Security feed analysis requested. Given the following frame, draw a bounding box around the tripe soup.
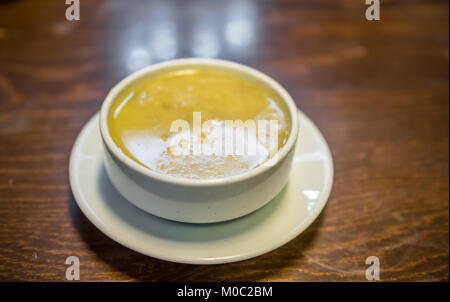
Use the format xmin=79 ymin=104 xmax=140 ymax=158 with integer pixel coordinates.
xmin=108 ymin=68 xmax=291 ymax=179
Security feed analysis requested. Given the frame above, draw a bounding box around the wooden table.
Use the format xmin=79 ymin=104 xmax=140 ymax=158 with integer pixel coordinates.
xmin=0 ymin=0 xmax=448 ymax=281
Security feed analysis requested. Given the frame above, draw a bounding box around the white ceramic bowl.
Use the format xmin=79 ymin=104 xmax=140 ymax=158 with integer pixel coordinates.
xmin=100 ymin=58 xmax=299 ymax=223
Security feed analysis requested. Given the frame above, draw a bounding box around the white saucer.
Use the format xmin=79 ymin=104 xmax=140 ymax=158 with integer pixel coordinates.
xmin=69 ymin=110 xmax=333 ymax=264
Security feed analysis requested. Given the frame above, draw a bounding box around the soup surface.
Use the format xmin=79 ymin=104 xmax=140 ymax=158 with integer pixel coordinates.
xmin=108 ymin=68 xmax=291 ymax=179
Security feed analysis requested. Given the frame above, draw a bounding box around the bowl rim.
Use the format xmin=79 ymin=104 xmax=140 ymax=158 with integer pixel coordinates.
xmin=100 ymin=58 xmax=299 ymax=187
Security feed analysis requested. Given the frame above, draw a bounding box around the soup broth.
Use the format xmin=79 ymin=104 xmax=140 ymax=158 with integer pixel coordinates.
xmin=108 ymin=68 xmax=291 ymax=179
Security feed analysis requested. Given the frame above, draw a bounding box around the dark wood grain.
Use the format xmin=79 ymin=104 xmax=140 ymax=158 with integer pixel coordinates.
xmin=0 ymin=0 xmax=448 ymax=281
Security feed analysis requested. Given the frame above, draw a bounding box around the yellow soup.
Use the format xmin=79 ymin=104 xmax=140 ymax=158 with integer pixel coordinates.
xmin=108 ymin=68 xmax=291 ymax=179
